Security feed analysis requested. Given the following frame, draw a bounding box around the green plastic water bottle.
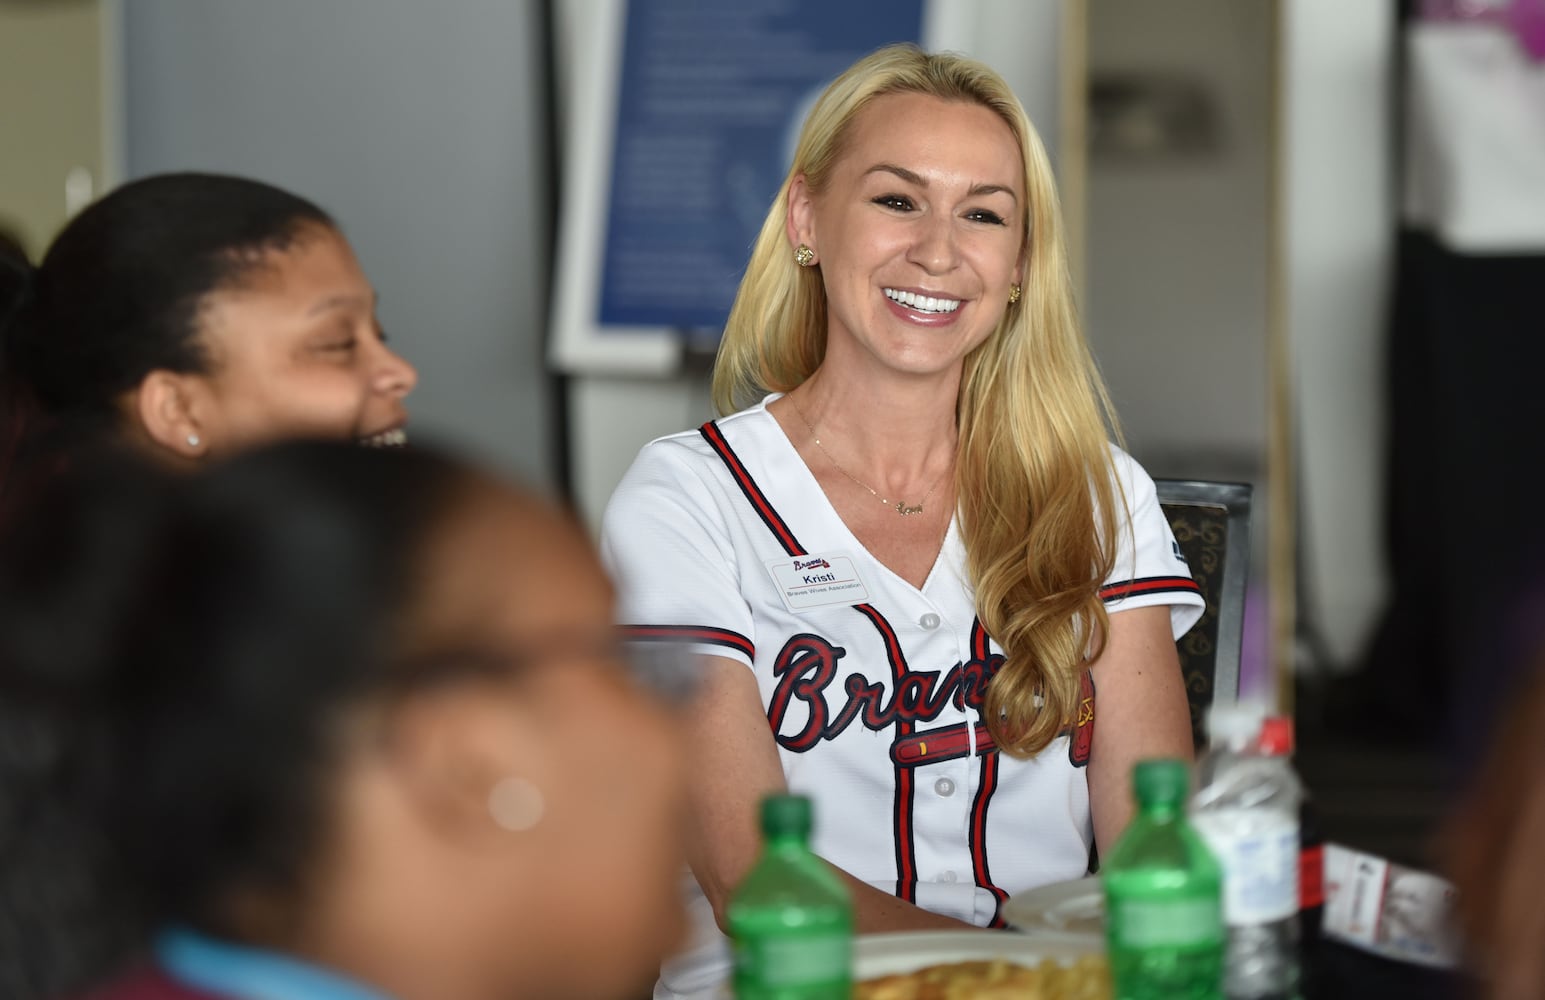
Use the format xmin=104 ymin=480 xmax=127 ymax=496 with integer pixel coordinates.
xmin=1104 ymin=758 xmax=1225 ymax=1000
xmin=727 ymin=794 xmax=852 ymax=1000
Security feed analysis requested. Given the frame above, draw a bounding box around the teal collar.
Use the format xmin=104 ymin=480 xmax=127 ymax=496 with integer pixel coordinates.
xmin=156 ymin=927 xmax=394 ymax=1000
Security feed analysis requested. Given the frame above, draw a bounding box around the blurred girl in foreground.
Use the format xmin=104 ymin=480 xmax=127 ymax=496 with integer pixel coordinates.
xmin=0 ymin=442 xmax=685 ymax=1000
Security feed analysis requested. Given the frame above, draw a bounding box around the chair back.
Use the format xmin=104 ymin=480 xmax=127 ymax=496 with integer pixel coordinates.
xmin=1153 ymin=479 xmax=1253 ymax=749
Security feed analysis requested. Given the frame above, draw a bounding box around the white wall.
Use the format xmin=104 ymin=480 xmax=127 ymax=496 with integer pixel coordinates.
xmin=1084 ymin=0 xmax=1273 ymax=471
xmin=1282 ymin=0 xmax=1393 ymax=669
xmin=0 ymin=0 xmax=116 ymax=257
xmin=1085 ymin=0 xmax=1394 ymax=671
xmin=1083 ymin=0 xmax=1276 ymax=695
xmin=122 ymin=0 xmax=555 ymax=484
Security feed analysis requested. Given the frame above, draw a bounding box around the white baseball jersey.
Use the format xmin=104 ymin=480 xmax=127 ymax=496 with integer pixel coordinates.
xmin=601 ymin=394 xmax=1204 ymax=999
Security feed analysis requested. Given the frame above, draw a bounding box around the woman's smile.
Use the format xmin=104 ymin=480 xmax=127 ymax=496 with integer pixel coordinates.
xmin=882 ymin=286 xmax=967 ymax=323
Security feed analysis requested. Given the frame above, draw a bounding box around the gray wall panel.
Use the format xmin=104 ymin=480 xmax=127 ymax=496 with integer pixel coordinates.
xmin=124 ymin=0 xmax=553 ymax=484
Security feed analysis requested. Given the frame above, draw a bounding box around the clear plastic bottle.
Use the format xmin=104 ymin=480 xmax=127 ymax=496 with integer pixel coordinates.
xmin=1261 ymin=716 xmax=1322 ymax=997
xmin=727 ymin=794 xmax=852 ymax=1000
xmin=1104 ymin=758 xmax=1225 ymax=1000
xmin=1191 ymin=704 xmax=1302 ymax=1000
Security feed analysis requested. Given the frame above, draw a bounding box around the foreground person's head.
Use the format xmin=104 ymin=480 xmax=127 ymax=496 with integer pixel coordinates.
xmin=0 ymin=441 xmax=684 ymax=1000
xmin=0 ymin=172 xmax=415 ymax=467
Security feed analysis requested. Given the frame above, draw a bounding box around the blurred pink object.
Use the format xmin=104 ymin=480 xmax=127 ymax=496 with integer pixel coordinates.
xmin=1511 ymin=0 xmax=1545 ymax=59
xmin=1421 ymin=0 xmax=1545 ymax=60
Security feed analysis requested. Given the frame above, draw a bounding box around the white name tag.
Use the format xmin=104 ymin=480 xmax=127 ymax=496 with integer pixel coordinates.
xmin=766 ymin=553 xmax=871 ymax=611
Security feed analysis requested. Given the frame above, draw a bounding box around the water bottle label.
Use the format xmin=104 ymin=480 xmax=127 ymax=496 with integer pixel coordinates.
xmin=1109 ymin=897 xmax=1223 ymax=949
xmin=734 ymin=932 xmax=850 ymax=988
xmin=1193 ymin=810 xmax=1299 ymax=924
xmin=1322 ymin=844 xmax=1460 ymax=969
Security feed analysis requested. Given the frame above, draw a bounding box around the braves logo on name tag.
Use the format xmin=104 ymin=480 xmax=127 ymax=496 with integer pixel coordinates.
xmin=765 ymin=553 xmax=871 ymax=612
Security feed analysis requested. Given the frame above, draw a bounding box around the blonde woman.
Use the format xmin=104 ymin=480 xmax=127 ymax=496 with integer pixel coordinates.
xmin=602 ymin=44 xmax=1204 ymax=996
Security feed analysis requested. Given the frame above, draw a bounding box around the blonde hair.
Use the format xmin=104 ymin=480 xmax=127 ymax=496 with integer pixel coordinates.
xmin=712 ymin=44 xmax=1125 ymax=758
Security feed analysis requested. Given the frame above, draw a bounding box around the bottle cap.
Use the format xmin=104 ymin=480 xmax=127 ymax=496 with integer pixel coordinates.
xmin=1133 ymin=758 xmax=1190 ymax=808
xmin=1259 ymin=716 xmax=1295 ymax=755
xmin=1207 ymin=701 xmax=1267 ymax=747
xmin=760 ymin=793 xmax=812 ymax=838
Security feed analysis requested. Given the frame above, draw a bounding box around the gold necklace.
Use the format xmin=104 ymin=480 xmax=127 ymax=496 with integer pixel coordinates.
xmin=789 ymin=395 xmax=949 ymax=516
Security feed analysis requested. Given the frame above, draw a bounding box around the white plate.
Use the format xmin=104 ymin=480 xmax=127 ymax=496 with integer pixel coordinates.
xmin=854 ymin=929 xmax=1100 ymax=978
xmin=1000 ymin=876 xmax=1106 ymax=946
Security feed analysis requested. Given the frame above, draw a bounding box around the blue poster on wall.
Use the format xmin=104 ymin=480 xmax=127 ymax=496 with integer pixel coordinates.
xmin=597 ymin=0 xmax=925 ymax=339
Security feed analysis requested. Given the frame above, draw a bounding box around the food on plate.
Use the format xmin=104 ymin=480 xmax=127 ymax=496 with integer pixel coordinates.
xmin=855 ymin=955 xmax=1112 ymax=999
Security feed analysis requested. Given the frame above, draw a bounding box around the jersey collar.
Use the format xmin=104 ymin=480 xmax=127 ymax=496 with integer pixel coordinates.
xmin=157 ymin=927 xmax=394 ymax=1000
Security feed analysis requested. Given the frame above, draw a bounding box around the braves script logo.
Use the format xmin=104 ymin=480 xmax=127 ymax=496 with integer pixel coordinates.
xmin=766 ymin=634 xmax=1094 ymax=768
xmin=792 ymin=557 xmax=831 ymax=571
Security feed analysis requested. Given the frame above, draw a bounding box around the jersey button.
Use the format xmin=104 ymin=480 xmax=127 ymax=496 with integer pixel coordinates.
xmin=939 ymin=870 xmax=958 ymax=883
xmin=919 ymin=612 xmax=941 ymax=630
xmin=934 ymin=777 xmax=955 ymax=797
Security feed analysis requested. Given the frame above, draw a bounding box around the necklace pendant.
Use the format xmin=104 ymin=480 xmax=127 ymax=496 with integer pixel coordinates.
xmin=896 ymin=501 xmax=923 ymax=516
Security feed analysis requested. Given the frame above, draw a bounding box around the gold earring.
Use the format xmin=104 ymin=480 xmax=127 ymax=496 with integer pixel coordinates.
xmin=794 ymin=244 xmax=816 ymax=268
xmin=1008 ymin=284 xmax=1022 ymax=305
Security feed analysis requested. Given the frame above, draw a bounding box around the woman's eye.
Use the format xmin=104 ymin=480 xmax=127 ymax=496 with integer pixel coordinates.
xmin=873 ymin=194 xmax=915 ymax=212
xmin=967 ymin=209 xmax=1008 ymax=226
xmin=317 ymin=339 xmax=358 ymax=353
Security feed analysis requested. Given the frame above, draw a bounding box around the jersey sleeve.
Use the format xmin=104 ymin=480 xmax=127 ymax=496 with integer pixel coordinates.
xmin=600 ymin=438 xmax=757 ymax=669
xmin=1100 ymin=449 xmax=1207 ymax=640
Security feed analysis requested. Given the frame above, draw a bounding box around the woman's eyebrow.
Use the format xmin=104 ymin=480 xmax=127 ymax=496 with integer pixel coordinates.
xmin=307 ymin=291 xmax=378 ymax=317
xmin=967 ymin=182 xmax=1018 ymax=203
xmin=864 ymin=162 xmax=927 ymax=187
xmin=862 ymin=163 xmax=1019 ymax=204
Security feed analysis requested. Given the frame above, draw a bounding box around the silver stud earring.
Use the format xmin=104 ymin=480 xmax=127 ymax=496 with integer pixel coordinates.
xmin=186 ymin=433 xmax=201 ymax=448
xmin=487 ymin=776 xmax=545 ymax=833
